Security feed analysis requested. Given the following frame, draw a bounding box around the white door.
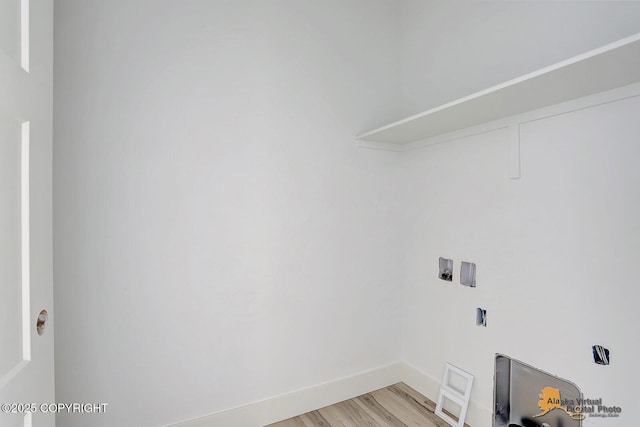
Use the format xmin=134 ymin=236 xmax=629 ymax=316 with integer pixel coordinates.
xmin=0 ymin=1 xmax=54 ymax=426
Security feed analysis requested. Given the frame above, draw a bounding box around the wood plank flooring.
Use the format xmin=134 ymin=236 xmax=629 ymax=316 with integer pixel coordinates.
xmin=266 ymin=382 xmax=470 ymax=427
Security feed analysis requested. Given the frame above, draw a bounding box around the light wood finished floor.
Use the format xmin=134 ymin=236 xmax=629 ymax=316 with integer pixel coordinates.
xmin=266 ymin=382 xmax=470 ymax=427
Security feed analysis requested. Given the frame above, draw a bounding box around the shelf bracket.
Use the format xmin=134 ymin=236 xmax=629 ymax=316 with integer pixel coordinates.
xmin=509 ymin=123 xmax=521 ymax=179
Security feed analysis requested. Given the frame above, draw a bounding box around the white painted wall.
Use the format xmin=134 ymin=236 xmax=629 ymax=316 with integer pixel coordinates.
xmin=400 ymin=93 xmax=640 ymax=427
xmin=54 ymin=1 xmax=640 ymax=426
xmin=52 ymin=1 xmax=403 ymax=426
xmin=398 ymin=4 xmax=640 ymax=426
xmin=398 ymin=0 xmax=640 ymax=116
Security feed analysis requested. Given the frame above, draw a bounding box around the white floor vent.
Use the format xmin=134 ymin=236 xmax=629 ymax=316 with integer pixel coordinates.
xmin=435 ymin=363 xmax=474 ymax=427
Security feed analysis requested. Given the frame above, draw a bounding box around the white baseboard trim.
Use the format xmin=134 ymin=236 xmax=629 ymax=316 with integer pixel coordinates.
xmin=170 ymin=362 xmax=405 ymax=427
xmin=398 ymin=362 xmax=493 ymax=427
xmin=170 ymin=361 xmax=493 ymax=427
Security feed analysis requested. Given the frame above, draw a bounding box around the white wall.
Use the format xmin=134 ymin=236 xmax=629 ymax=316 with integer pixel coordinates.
xmin=400 ymin=93 xmax=640 ymax=427
xmin=398 ymin=0 xmax=640 ymax=116
xmin=397 ymin=4 xmax=640 ymax=426
xmin=52 ymin=1 xmax=403 ymax=426
xmin=54 ymin=2 xmax=640 ymax=427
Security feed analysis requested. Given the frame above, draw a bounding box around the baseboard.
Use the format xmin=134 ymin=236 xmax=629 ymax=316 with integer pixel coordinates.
xmin=170 ymin=361 xmax=493 ymax=427
xmin=169 ymin=362 xmax=405 ymax=427
xmin=398 ymin=362 xmax=493 ymax=427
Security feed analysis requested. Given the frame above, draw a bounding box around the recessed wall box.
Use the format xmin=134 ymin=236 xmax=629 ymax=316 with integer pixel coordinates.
xmin=494 ymin=354 xmax=582 ymax=427
xmin=476 ymin=308 xmax=487 ymax=327
xmin=460 ymin=262 xmax=476 ymax=287
xmin=592 ymin=345 xmax=610 ymax=365
xmin=439 ymin=257 xmax=453 ymax=282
